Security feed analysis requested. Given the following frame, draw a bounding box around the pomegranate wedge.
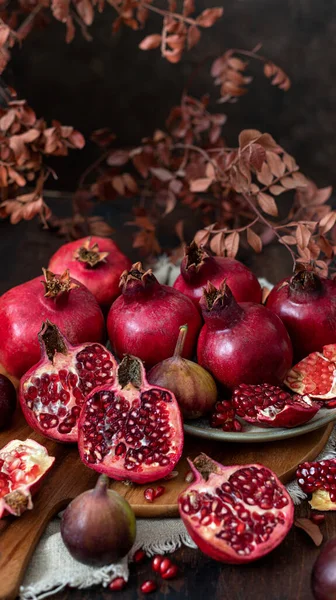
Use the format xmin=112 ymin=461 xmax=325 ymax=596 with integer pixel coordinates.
xmin=0 ymin=439 xmax=54 ymax=518
xmin=178 ymin=454 xmax=294 ymax=564
xmin=78 ymin=355 xmax=183 ymax=483
xmin=286 ymin=344 xmax=336 ymax=400
xmin=296 ymin=459 xmax=336 ymax=510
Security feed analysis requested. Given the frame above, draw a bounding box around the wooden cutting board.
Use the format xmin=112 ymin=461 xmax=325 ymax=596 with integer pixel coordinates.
xmin=0 ymin=388 xmax=334 ymax=599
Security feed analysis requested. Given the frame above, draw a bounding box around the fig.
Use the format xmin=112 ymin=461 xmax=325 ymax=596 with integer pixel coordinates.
xmin=312 ymin=538 xmax=336 ymax=600
xmin=61 ymin=474 xmax=136 ymax=566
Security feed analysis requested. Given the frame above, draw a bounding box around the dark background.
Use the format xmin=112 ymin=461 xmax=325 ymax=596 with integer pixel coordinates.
xmin=5 ymin=0 xmax=336 ymax=190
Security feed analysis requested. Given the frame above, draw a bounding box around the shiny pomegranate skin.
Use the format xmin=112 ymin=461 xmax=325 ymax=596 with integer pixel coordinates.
xmin=173 ymin=241 xmax=262 ymax=308
xmin=107 ymin=263 xmax=201 ymax=369
xmin=266 ymin=269 xmax=336 ymax=361
xmin=197 ymin=282 xmax=293 ymax=390
xmin=49 ymin=236 xmax=131 ymax=309
xmin=0 ymin=272 xmax=105 ymax=378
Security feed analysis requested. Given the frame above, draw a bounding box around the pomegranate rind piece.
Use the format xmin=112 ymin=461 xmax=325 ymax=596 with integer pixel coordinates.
xmin=19 ymin=321 xmax=117 ymax=443
xmin=78 ymin=356 xmax=184 ymax=484
xmin=232 ymin=384 xmax=320 ymax=429
xmin=296 ymin=459 xmax=336 ymax=510
xmin=285 ymin=344 xmax=336 ymax=400
xmin=178 ymin=454 xmax=294 ymax=564
xmin=0 ymin=438 xmax=55 ymax=518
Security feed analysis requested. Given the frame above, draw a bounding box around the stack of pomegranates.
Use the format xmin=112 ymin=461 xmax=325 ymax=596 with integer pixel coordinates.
xmin=1 ymin=235 xmax=336 ymax=572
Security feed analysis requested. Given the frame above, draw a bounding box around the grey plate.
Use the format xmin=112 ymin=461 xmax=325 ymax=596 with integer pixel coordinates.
xmin=184 ymin=408 xmax=336 ymax=443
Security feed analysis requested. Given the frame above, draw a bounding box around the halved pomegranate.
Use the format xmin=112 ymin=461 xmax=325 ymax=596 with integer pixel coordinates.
xmin=0 ymin=439 xmax=54 ymax=518
xmin=232 ymin=384 xmax=320 ymax=428
xmin=178 ymin=454 xmax=294 ymax=564
xmin=286 ymin=344 xmax=336 ymax=400
xmin=20 ymin=321 xmax=117 ymax=443
xmin=296 ymin=460 xmax=336 ymax=510
xmin=78 ymin=355 xmax=183 ymax=483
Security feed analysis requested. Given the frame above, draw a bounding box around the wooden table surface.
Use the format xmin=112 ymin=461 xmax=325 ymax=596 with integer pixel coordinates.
xmin=0 ymin=200 xmax=330 ymax=600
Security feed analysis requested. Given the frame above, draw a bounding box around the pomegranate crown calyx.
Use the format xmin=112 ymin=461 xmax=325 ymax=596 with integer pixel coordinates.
xmin=41 ymin=268 xmax=79 ymax=298
xmin=184 ymin=240 xmax=210 ymax=273
xmin=201 ymin=280 xmax=234 ymax=311
xmin=38 ymin=320 xmax=68 ymax=362
xmin=290 ymin=266 xmax=323 ymax=295
xmin=119 ymin=262 xmax=158 ymax=291
xmin=117 ymin=355 xmax=144 ymax=389
xmin=187 ymin=453 xmax=224 ymax=482
xmin=74 ymin=237 xmax=109 ymax=268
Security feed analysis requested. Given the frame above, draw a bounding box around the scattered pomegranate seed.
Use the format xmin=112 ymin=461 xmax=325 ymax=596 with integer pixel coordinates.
xmin=134 ymin=549 xmax=146 ymax=564
xmin=325 ymin=399 xmax=336 ymax=409
xmin=140 ymin=580 xmax=157 ymax=594
xmin=109 ymin=577 xmax=127 ymax=591
xmin=151 ymin=555 xmax=164 ymax=572
xmin=184 ymin=470 xmax=194 ymax=483
xmin=144 ymin=488 xmax=155 ymax=502
xmin=210 ymin=400 xmax=242 ymax=432
xmin=154 ymin=485 xmax=165 ymax=499
xmin=159 ymin=557 xmax=172 ymax=575
xmin=161 ymin=565 xmax=179 ymax=580
xmin=311 ymin=513 xmax=325 ymax=524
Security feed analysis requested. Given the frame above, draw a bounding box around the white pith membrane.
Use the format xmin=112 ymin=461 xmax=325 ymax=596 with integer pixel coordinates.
xmin=179 ymin=465 xmax=292 ymax=560
xmin=286 ymin=344 xmax=336 ymax=399
xmin=80 ymin=383 xmax=181 ymax=481
xmin=0 ymin=439 xmax=54 ymax=517
xmin=21 ymin=344 xmax=116 ymax=441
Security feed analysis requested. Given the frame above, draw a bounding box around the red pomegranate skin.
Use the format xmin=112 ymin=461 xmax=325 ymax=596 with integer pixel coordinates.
xmin=266 ymin=271 xmax=336 ymax=361
xmin=49 ymin=236 xmax=131 ymax=309
xmin=173 ymin=242 xmax=262 ymax=308
xmin=197 ymin=283 xmax=293 ymax=390
xmin=0 ymin=275 xmax=105 ymax=378
xmin=107 ymin=264 xmax=202 ymax=369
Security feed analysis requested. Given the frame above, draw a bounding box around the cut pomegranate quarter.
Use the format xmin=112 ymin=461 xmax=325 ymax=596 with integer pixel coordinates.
xmin=296 ymin=460 xmax=336 ymax=510
xmin=78 ymin=355 xmax=184 ymax=483
xmin=20 ymin=321 xmax=117 ymax=443
xmin=0 ymin=439 xmax=55 ymax=518
xmin=285 ymin=344 xmax=336 ymax=400
xmin=178 ymin=454 xmax=294 ymax=564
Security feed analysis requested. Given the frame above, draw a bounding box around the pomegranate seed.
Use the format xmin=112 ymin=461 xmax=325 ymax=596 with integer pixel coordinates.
xmin=144 ymin=488 xmax=155 ymax=502
xmin=185 ymin=470 xmax=195 ymax=483
xmin=134 ymin=549 xmax=146 ymax=564
xmin=140 ymin=580 xmax=157 ymax=594
xmin=311 ymin=513 xmax=325 ymax=524
xmin=325 ymin=399 xmax=336 ymax=409
xmin=154 ymin=486 xmax=165 ymax=499
xmin=161 ymin=565 xmax=179 ymax=580
xmin=159 ymin=557 xmax=172 ymax=575
xmin=109 ymin=577 xmax=127 ymax=591
xmin=151 ymin=555 xmax=164 ymax=572
xmin=164 ymin=470 xmax=178 ymax=481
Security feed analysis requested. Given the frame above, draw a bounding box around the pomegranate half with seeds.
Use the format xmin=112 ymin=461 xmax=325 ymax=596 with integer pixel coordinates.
xmin=20 ymin=321 xmax=117 ymax=442
xmin=178 ymin=454 xmax=294 ymax=564
xmin=286 ymin=344 xmax=336 ymax=400
xmin=0 ymin=439 xmax=54 ymax=518
xmin=78 ymin=355 xmax=183 ymax=483
xmin=296 ymin=460 xmax=336 ymax=510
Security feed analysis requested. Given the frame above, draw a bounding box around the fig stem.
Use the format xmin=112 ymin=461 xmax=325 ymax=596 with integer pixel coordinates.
xmin=94 ymin=474 xmax=110 ymax=494
xmin=173 ymin=324 xmax=188 ymax=357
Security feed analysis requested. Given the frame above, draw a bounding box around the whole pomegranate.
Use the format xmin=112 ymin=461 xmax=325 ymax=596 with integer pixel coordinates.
xmin=49 ymin=236 xmax=131 ymax=310
xmin=20 ymin=321 xmax=117 ymax=442
xmin=312 ymin=538 xmax=336 ymax=600
xmin=78 ymin=355 xmax=183 ymax=483
xmin=266 ymin=267 xmax=336 ymax=361
xmin=197 ymin=282 xmax=293 ymax=390
xmin=148 ymin=324 xmax=217 ymax=419
xmin=0 ymin=439 xmax=54 ymax=518
xmin=0 ymin=269 xmax=105 ymax=379
xmin=178 ymin=454 xmax=294 ymax=564
xmin=173 ymin=241 xmax=262 ymax=309
xmin=107 ymin=262 xmax=201 ymax=369
xmin=0 ymin=374 xmax=16 ymax=430
xmin=61 ymin=474 xmax=136 ymax=566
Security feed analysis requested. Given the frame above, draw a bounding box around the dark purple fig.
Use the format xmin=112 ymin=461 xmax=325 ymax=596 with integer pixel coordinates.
xmin=312 ymin=538 xmax=336 ymax=600
xmin=60 ymin=474 xmax=136 ymax=566
xmin=0 ymin=374 xmax=16 ymax=430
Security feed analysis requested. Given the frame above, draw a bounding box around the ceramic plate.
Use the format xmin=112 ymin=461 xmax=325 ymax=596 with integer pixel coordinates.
xmin=184 ymin=408 xmax=336 ymax=443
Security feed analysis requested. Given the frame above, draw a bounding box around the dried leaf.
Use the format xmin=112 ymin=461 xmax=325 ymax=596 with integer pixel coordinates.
xmin=318 ymin=235 xmax=334 ymax=259
xmin=269 ymin=184 xmax=286 ymax=196
xmin=247 ymin=228 xmax=262 ymax=253
xmin=249 ymin=144 xmax=266 ymax=171
xmin=281 ymin=176 xmax=299 ymax=189
xmin=296 ymin=224 xmax=311 ymax=249
xmin=225 ymin=231 xmax=239 ymax=258
xmin=122 ymin=173 xmax=138 ymax=193
xmin=151 ymin=167 xmax=173 ymax=182
xmin=76 ymin=0 xmax=94 ymax=25
xmin=210 ymin=232 xmax=225 ymax=255
xmin=319 ymin=212 xmax=336 ymax=234
xmin=280 ymin=235 xmax=297 ymax=245
xmin=107 ymin=150 xmax=129 ymax=166
xmin=257 ymin=162 xmax=273 ymax=186
xmin=239 ymin=129 xmax=262 ymax=149
xmin=314 ymin=186 xmax=333 ymax=206
xmin=51 ymin=0 xmax=70 ymax=22
xmin=112 ymin=175 xmax=125 ymax=195
xmin=0 ymin=25 xmax=10 ymax=49
xmin=266 ymin=151 xmax=285 ymax=178
xmin=257 ymin=192 xmax=278 ymax=217
xmin=187 ymin=26 xmax=201 ymax=49
xmin=194 ymin=229 xmax=210 ymax=246
xmin=196 ymin=7 xmax=223 ymax=27
xmin=139 ymin=34 xmax=162 ymax=50
xmin=294 ymin=518 xmax=323 ymax=546
xmin=190 ymin=177 xmax=213 ymax=192
xmin=264 ymin=62 xmax=291 ymax=91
